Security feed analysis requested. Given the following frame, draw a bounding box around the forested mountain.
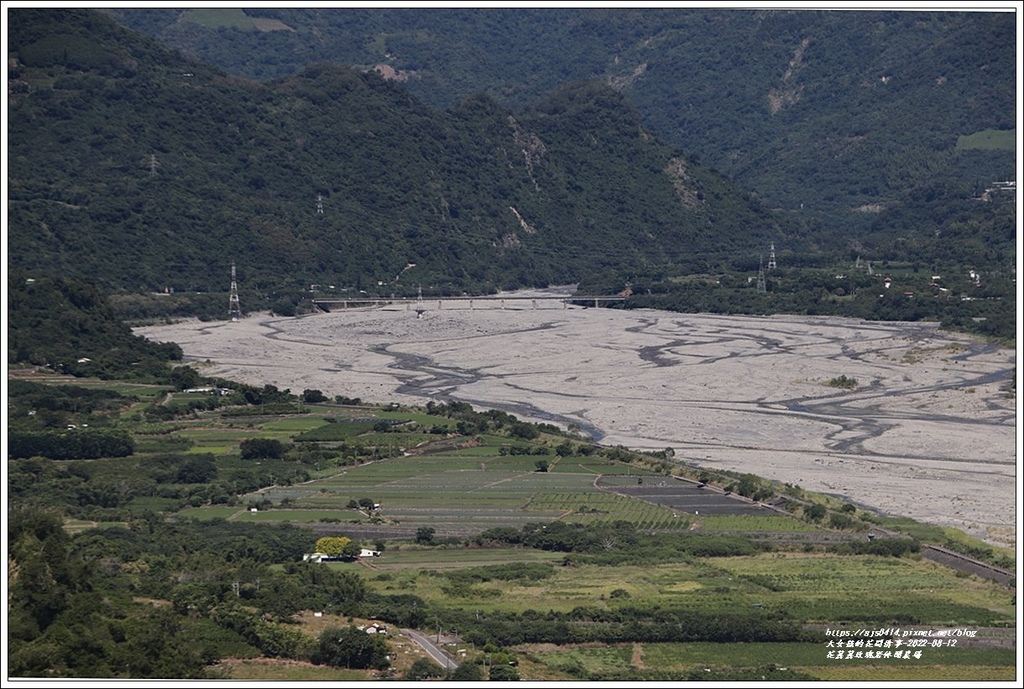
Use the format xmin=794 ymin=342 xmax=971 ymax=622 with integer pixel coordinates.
xmin=103 ymin=7 xmax=1017 ymax=239
xmin=8 ymin=8 xmax=782 ymax=297
xmin=7 ymin=268 xmax=183 ymax=380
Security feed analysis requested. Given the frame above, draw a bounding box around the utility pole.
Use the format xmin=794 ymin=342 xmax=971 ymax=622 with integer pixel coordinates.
xmin=229 ymin=262 xmax=241 ymax=321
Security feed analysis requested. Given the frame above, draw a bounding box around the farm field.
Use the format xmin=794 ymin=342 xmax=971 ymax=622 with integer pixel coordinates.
xmin=354 ymin=550 xmax=1015 ymax=622
xmin=521 ymin=640 xmax=1016 ymax=681
xmin=9 ymin=369 xmax=1016 ymax=683
xmin=226 ymin=450 xmax=760 ymax=536
xmin=347 ymin=548 xmax=1015 ymax=680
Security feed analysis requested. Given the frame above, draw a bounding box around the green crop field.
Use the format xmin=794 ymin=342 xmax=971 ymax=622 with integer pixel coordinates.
xmin=695 ymin=514 xmax=826 ymax=532
xmin=293 ymin=421 xmax=376 ymax=441
xmin=345 ymin=432 xmax=436 ymax=448
xmin=694 ymin=553 xmax=1015 ymax=625
xmin=261 ymin=417 xmax=332 ymax=433
xmin=808 ymin=662 xmax=1015 ymax=681
xmin=233 ymin=508 xmax=359 ymax=524
xmin=527 ymin=641 xmax=1015 ymax=680
xmin=564 ymin=461 xmax=658 ymax=477
xmin=170 ymin=427 xmax=257 ymax=454
xmin=352 ymin=548 xmax=1015 ymax=625
xmin=240 ymin=453 xmax=677 ymax=534
xmin=178 ymin=506 xmax=244 ymax=521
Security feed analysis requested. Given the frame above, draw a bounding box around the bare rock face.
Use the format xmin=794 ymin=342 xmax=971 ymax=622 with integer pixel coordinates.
xmin=507 ymin=115 xmax=547 ymax=188
xmin=664 ymin=157 xmax=703 ymax=208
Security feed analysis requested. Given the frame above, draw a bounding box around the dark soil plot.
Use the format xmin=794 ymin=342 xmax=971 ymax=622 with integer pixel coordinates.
xmin=598 ymin=479 xmax=770 ymax=516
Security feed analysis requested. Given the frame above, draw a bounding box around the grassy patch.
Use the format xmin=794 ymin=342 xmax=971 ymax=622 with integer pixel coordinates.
xmin=293 ymin=421 xmax=376 ymax=441
xmin=955 ymin=128 xmax=1015 ymax=151
xmin=807 ymin=663 xmax=1016 ymax=681
xmin=261 ymin=416 xmax=332 ymax=434
xmin=701 ymin=553 xmax=1014 ymax=625
xmin=180 ymin=9 xmax=255 ymax=30
xmin=234 ymin=509 xmax=359 ymax=524
xmin=177 ymin=506 xmax=244 ymax=521
xmin=528 ymin=642 xmax=1016 ymax=678
xmin=217 ymin=658 xmax=371 ymax=681
xmin=695 ymin=514 xmax=823 ymax=532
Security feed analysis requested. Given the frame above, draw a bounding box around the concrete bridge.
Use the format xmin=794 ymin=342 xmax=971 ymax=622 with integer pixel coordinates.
xmin=312 ymin=294 xmax=627 ymax=312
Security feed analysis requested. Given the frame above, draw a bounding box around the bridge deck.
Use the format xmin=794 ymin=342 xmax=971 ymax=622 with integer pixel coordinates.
xmin=312 ymin=295 xmax=626 ymax=306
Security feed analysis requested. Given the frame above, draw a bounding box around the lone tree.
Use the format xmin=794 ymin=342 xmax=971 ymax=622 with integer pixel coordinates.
xmin=315 ymin=536 xmax=361 ymax=558
xmin=302 ymin=388 xmax=328 ymax=403
xmin=803 ymin=503 xmax=827 ymax=522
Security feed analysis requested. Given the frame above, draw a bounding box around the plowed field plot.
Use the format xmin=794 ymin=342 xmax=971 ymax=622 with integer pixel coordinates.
xmin=598 ymin=477 xmax=780 ymax=517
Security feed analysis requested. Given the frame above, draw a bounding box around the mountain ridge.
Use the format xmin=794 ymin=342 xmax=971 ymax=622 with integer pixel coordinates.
xmin=8 ymin=9 xmax=785 ymax=299
xmin=101 ymin=7 xmax=1016 ymax=240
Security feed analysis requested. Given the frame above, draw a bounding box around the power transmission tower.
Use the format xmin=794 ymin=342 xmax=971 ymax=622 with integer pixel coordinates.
xmin=149 ymin=153 xmax=159 ymax=176
xmin=756 ymin=255 xmax=767 ymax=293
xmin=415 ymin=285 xmax=426 ymax=318
xmin=767 ymin=242 xmax=777 ymax=270
xmin=316 ymin=194 xmax=324 ymax=214
xmin=228 ymin=262 xmax=241 ymax=321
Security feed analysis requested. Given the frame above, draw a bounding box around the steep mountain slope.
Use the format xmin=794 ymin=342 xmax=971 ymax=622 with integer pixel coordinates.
xmin=104 ymin=8 xmax=1016 ymax=240
xmin=7 ymin=268 xmax=183 ymax=379
xmin=8 ymin=9 xmax=782 ymax=297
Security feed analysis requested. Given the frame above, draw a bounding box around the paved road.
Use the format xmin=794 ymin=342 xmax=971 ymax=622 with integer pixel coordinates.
xmin=401 ymin=628 xmax=460 ymax=670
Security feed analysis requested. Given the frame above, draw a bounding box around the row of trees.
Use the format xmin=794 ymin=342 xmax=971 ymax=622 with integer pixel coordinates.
xmin=440 ymin=605 xmax=816 ymax=648
xmin=8 ymin=428 xmax=135 ymax=460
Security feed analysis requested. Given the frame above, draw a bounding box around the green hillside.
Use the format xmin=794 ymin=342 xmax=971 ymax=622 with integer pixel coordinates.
xmin=104 ymin=8 xmax=1017 ymax=240
xmin=7 ymin=269 xmax=184 ymax=380
xmin=8 ymin=9 xmax=781 ymax=298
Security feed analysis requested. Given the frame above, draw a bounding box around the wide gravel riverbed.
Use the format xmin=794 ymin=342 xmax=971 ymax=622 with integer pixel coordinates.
xmin=135 ymin=288 xmax=1017 ymax=548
